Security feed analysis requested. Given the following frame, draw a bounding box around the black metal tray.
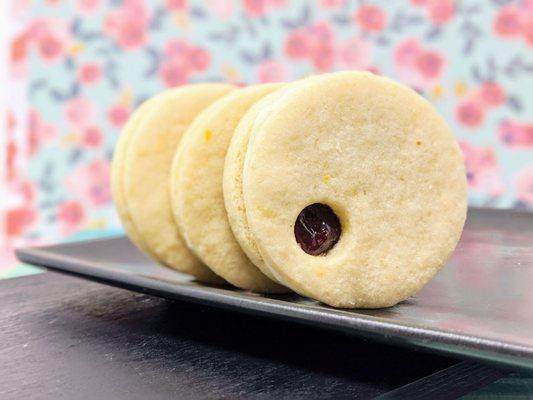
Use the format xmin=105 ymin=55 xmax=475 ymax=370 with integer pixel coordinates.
xmin=16 ymin=207 xmax=533 ymax=372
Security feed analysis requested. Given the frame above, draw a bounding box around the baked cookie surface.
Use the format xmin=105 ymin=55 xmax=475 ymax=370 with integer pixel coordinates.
xmin=115 ymin=84 xmax=234 ymax=283
xmin=171 ymin=84 xmax=288 ymax=293
xmin=242 ymin=71 xmax=467 ymax=308
xmin=111 ymin=97 xmax=159 ymax=258
xmin=222 ymin=89 xmax=286 ymax=283
xmin=223 ymin=78 xmax=323 ymax=283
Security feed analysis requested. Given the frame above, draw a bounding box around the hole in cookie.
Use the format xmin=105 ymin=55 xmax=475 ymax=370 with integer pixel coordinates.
xmin=294 ymin=203 xmax=341 ymax=256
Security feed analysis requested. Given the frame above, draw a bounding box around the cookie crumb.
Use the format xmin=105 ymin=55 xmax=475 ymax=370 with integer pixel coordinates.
xmin=204 ymin=130 xmax=213 ymax=142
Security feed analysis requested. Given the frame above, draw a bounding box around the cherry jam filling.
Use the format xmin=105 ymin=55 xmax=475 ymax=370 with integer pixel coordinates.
xmin=294 ymin=203 xmax=341 ymax=256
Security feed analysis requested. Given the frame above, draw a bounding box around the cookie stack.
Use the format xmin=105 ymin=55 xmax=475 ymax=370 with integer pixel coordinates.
xmin=111 ymin=71 xmax=467 ymax=308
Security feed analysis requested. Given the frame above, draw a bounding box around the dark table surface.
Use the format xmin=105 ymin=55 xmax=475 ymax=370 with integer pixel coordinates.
xmin=0 ymin=272 xmax=510 ymax=400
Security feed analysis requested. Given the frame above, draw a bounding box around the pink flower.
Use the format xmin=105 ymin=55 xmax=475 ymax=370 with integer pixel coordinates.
xmin=284 ymin=29 xmax=312 ymax=59
xmin=6 ymin=207 xmax=37 ymax=237
xmin=160 ymin=40 xmax=209 ymax=84
xmin=66 ymin=160 xmax=111 ymax=207
xmin=57 ymin=201 xmax=86 ymax=235
xmin=165 ymin=39 xmax=191 ymax=58
xmin=428 ymin=0 xmax=454 ymax=26
xmin=411 ymin=0 xmax=428 ymax=6
xmin=10 ymin=33 xmax=28 ymax=79
xmin=104 ymin=0 xmax=149 ymax=50
xmin=78 ymin=62 xmax=102 ymax=85
xmin=394 ymin=37 xmax=422 ymax=66
xmin=283 ymin=22 xmax=335 ymax=69
xmin=393 ymin=38 xmax=444 ymax=89
xmin=311 ymin=42 xmax=335 ymax=71
xmin=108 ymin=104 xmax=130 ymax=127
xmin=64 ymin=97 xmax=96 ymax=129
xmin=337 ymin=38 xmax=374 ymax=69
xmin=76 ymin=0 xmax=102 ymax=14
xmin=82 ymin=126 xmax=103 ymax=148
xmin=455 ymin=98 xmax=485 ymax=128
xmin=493 ymin=6 xmax=522 ymax=37
xmin=37 ymin=34 xmax=64 ymax=62
xmin=515 ymin=167 xmax=533 ymax=205
xmin=243 ymin=0 xmax=266 ymax=16
xmin=309 ymin=21 xmax=335 ymax=43
xmin=160 ymin=59 xmax=190 ymax=87
xmin=459 ymin=141 xmax=504 ymax=196
xmin=165 ymin=0 xmax=187 ymax=11
xmin=415 ymin=50 xmax=445 ymax=80
xmin=243 ymin=0 xmax=286 ymax=16
xmin=189 ymin=48 xmax=210 ymax=71
xmin=257 ymin=60 xmax=289 ymax=83
xmin=28 ymin=18 xmax=71 ymax=63
xmin=498 ymin=121 xmax=533 ymax=148
xmin=354 ymin=5 xmax=387 ymax=33
xmin=27 ymin=110 xmax=56 ymax=155
xmin=86 ymin=160 xmax=111 ymax=206
xmin=308 ymin=22 xmax=335 ymax=70
xmin=14 ymin=180 xmax=36 ymax=204
xmin=319 ymin=0 xmax=344 ymax=8
xmin=478 ymin=82 xmax=505 ymax=107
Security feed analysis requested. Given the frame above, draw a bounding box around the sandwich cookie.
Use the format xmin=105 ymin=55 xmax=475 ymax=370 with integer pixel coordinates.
xmin=242 ymin=71 xmax=467 ymax=308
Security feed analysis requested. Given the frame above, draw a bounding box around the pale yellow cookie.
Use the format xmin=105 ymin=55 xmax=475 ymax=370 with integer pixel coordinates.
xmin=112 ymin=98 xmax=159 ymax=258
xmin=222 ymin=81 xmax=312 ymax=283
xmin=119 ymin=84 xmax=234 ymax=283
xmin=170 ymin=84 xmax=288 ymax=293
xmin=243 ymin=71 xmax=467 ymax=308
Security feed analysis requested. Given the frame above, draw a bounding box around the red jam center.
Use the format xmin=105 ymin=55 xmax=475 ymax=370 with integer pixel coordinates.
xmin=294 ymin=203 xmax=341 ymax=256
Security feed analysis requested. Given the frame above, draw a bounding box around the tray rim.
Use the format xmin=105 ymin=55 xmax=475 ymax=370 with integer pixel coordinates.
xmin=16 ymin=231 xmax=533 ymax=373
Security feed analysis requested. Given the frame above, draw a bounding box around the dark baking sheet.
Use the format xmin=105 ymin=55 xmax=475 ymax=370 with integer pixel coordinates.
xmin=16 ymin=207 xmax=533 ymax=371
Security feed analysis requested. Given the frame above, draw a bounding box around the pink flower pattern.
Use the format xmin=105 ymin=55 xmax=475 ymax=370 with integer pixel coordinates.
xmin=257 ymin=60 xmax=289 ymax=83
xmin=354 ymin=5 xmax=387 ymax=33
xmin=66 ymin=159 xmax=111 ymax=208
xmin=455 ymin=82 xmax=507 ymax=129
xmin=104 ymin=0 xmax=150 ymax=50
xmin=78 ymin=63 xmax=103 ymax=85
xmin=107 ymin=104 xmax=131 ymax=128
xmin=57 ymin=200 xmax=86 ymax=235
xmin=459 ymin=141 xmax=505 ymax=197
xmin=412 ymin=0 xmax=455 ymax=26
xmin=64 ymin=97 xmax=96 ymax=130
xmin=3 ymin=0 xmax=533 ymax=276
xmin=493 ymin=3 xmax=533 ymax=47
xmin=498 ymin=121 xmax=533 ymax=149
xmin=159 ymin=39 xmax=211 ymax=87
xmin=27 ymin=18 xmax=72 ymax=63
xmin=393 ymin=38 xmax=445 ymax=90
xmin=243 ymin=0 xmax=287 ymax=17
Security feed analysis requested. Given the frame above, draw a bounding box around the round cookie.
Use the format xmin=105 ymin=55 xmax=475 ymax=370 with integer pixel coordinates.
xmin=223 ymin=80 xmax=316 ymax=283
xmin=170 ymin=84 xmax=288 ymax=293
xmin=242 ymin=71 xmax=467 ymax=308
xmin=120 ymin=84 xmax=234 ymax=283
xmin=112 ymin=97 xmax=160 ymax=258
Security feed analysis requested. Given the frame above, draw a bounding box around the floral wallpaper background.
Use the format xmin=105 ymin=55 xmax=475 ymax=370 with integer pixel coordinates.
xmin=3 ymin=0 xmax=533 ymax=277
